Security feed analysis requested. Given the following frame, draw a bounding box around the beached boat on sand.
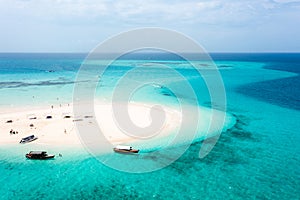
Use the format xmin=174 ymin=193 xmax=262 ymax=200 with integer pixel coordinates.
xmin=26 ymin=151 xmax=55 ymax=159
xmin=19 ymin=135 xmax=38 ymax=144
xmin=113 ymin=145 xmax=139 ymax=154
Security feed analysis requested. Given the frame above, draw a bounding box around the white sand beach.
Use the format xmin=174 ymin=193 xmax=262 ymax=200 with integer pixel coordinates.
xmin=0 ymin=102 xmax=181 ymax=146
xmin=0 ymin=102 xmax=235 ymax=153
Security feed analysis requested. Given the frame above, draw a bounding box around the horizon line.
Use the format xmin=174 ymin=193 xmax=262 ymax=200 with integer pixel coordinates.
xmin=0 ymin=51 xmax=300 ymax=54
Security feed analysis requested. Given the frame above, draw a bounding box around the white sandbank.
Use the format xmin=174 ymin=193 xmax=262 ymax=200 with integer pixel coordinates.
xmin=0 ymin=102 xmax=235 ymax=153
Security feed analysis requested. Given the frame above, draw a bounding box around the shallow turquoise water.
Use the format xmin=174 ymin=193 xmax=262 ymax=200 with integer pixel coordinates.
xmin=0 ymin=53 xmax=299 ymax=199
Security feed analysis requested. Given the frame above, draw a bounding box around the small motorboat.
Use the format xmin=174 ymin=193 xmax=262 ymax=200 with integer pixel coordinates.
xmin=113 ymin=145 xmax=139 ymax=154
xmin=26 ymin=151 xmax=55 ymax=160
xmin=19 ymin=135 xmax=38 ymax=144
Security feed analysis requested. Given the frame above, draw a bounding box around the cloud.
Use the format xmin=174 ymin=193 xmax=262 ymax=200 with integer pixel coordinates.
xmin=0 ymin=0 xmax=299 ymax=52
xmin=1 ymin=0 xmax=299 ymax=26
xmin=274 ymin=0 xmax=300 ymax=3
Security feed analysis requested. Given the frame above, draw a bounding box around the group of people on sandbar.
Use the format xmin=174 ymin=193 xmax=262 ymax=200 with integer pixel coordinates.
xmin=10 ymin=129 xmax=18 ymax=134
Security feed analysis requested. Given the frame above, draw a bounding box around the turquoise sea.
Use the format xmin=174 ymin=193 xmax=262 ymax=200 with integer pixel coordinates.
xmin=0 ymin=53 xmax=299 ymax=199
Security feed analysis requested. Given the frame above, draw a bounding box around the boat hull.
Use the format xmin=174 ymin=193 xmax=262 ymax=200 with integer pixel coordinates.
xmin=26 ymin=154 xmax=55 ymax=160
xmin=19 ymin=137 xmax=38 ymax=144
xmin=113 ymin=148 xmax=139 ymax=154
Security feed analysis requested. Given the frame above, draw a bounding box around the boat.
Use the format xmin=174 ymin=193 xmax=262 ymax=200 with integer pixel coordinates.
xmin=19 ymin=135 xmax=38 ymax=144
xmin=26 ymin=151 xmax=55 ymax=159
xmin=113 ymin=145 xmax=139 ymax=154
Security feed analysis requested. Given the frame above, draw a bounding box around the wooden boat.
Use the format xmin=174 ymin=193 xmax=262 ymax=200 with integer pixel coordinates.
xmin=113 ymin=145 xmax=139 ymax=154
xmin=26 ymin=151 xmax=55 ymax=160
xmin=19 ymin=135 xmax=38 ymax=144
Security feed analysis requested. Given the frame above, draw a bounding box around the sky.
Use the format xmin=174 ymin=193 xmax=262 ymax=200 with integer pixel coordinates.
xmin=0 ymin=0 xmax=299 ymax=52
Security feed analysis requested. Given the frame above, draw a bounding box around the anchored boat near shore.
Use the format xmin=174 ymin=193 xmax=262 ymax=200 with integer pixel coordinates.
xmin=19 ymin=135 xmax=38 ymax=144
xmin=113 ymin=145 xmax=139 ymax=154
xmin=25 ymin=151 xmax=55 ymax=160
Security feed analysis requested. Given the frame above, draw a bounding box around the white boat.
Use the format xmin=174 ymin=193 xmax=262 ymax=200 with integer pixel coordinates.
xmin=113 ymin=145 xmax=139 ymax=154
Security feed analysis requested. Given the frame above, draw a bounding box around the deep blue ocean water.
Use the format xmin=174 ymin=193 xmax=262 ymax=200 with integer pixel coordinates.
xmin=0 ymin=53 xmax=299 ymax=199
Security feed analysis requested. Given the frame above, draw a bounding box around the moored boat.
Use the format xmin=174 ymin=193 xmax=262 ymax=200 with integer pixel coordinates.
xmin=19 ymin=135 xmax=38 ymax=144
xmin=25 ymin=151 xmax=55 ymax=159
xmin=113 ymin=145 xmax=139 ymax=154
